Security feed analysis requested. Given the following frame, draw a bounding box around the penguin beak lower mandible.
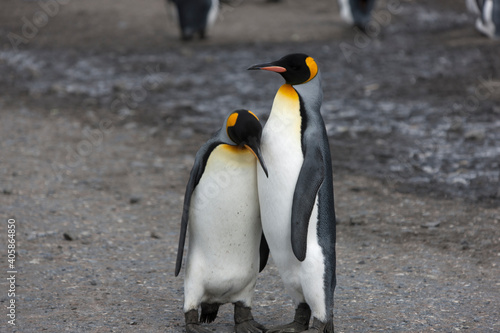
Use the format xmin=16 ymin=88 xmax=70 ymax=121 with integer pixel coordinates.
xmin=247 ymin=63 xmax=287 ymax=73
xmin=244 ymin=143 xmax=269 ymax=178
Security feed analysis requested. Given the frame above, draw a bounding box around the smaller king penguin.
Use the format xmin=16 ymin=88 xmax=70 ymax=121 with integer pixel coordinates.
xmin=175 ymin=110 xmax=270 ymax=333
xmin=248 ymin=54 xmax=336 ymax=332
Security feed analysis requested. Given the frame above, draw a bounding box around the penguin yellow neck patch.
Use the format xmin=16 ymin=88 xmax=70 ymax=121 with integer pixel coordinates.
xmin=304 ymin=57 xmax=318 ymax=83
xmin=220 ymin=144 xmax=254 ymax=160
xmin=277 ymin=84 xmax=299 ymax=100
xmin=272 ymin=84 xmax=302 ymax=134
xmin=221 ymin=144 xmax=244 ymax=153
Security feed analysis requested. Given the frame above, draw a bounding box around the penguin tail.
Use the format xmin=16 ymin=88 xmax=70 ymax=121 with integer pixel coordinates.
xmin=200 ymin=303 xmax=220 ymax=323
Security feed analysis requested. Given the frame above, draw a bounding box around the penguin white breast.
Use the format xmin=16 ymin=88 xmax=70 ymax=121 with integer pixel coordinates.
xmin=186 ymin=145 xmax=261 ymax=302
xmin=258 ymin=84 xmax=304 ymax=270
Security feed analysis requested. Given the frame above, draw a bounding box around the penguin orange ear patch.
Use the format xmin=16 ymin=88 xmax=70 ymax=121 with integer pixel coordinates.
xmin=305 ymin=57 xmax=318 ymax=83
xmin=227 ymin=112 xmax=239 ymax=128
xmin=248 ymin=110 xmax=259 ymax=121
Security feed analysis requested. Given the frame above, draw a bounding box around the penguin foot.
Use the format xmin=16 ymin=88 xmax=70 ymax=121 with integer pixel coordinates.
xmin=236 ymin=320 xmax=267 ymax=333
xmin=186 ymin=324 xmax=212 ymax=333
xmin=266 ymin=303 xmax=311 ymax=333
xmin=301 ymin=317 xmax=334 ymax=333
xmin=234 ymin=302 xmax=267 ymax=333
xmin=185 ymin=309 xmax=212 ymax=333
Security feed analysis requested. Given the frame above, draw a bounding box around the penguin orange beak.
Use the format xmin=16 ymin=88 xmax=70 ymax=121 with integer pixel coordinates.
xmin=244 ymin=141 xmax=269 ymax=178
xmin=247 ymin=63 xmax=286 ymax=73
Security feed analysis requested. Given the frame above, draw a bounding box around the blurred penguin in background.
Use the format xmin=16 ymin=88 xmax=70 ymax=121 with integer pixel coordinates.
xmin=337 ymin=0 xmax=376 ymax=30
xmin=466 ymin=0 xmax=500 ymax=38
xmin=168 ymin=0 xmax=219 ymax=40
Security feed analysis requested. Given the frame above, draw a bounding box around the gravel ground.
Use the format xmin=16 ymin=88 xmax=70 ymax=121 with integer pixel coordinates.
xmin=0 ymin=0 xmax=499 ymax=332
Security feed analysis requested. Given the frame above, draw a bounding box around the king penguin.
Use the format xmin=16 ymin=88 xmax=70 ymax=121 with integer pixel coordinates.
xmin=466 ymin=0 xmax=500 ymax=39
xmin=168 ymin=0 xmax=219 ymax=40
xmin=175 ymin=109 xmax=270 ymax=333
xmin=248 ymin=54 xmax=336 ymax=333
xmin=337 ymin=0 xmax=376 ymax=30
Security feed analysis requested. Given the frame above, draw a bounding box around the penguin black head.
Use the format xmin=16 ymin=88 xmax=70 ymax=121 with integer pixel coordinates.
xmin=225 ymin=110 xmax=269 ymax=177
xmin=247 ymin=53 xmax=319 ymax=85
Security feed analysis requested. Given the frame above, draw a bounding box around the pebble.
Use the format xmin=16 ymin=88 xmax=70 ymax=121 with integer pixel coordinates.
xmin=421 ymin=221 xmax=441 ymax=229
xmin=464 ymin=129 xmax=486 ymax=141
xmin=63 ymin=233 xmax=74 ymax=241
xmin=129 ymin=196 xmax=142 ymax=204
xmin=150 ymin=231 xmax=161 ymax=239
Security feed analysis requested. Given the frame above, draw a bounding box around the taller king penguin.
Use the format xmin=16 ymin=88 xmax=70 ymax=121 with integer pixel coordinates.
xmin=248 ymin=54 xmax=336 ymax=333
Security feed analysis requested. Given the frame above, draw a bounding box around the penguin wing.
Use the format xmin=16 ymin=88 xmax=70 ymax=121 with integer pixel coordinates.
xmin=259 ymin=232 xmax=270 ymax=272
xmin=291 ymin=145 xmax=325 ymax=261
xmin=174 ymin=136 xmax=222 ymax=276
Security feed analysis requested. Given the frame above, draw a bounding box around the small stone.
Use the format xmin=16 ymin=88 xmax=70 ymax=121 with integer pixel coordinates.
xmin=63 ymin=233 xmax=73 ymax=241
xmin=421 ymin=221 xmax=441 ymax=229
xmin=90 ymin=280 xmax=97 ymax=286
xmin=150 ymin=231 xmax=161 ymax=239
xmin=129 ymin=196 xmax=141 ymax=204
xmin=464 ymin=129 xmax=485 ymax=141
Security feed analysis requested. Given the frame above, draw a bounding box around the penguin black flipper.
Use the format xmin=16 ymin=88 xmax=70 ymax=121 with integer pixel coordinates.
xmin=291 ymin=145 xmax=325 ymax=262
xmin=175 ymin=134 xmax=222 ymax=277
xmin=259 ymin=233 xmax=270 ymax=272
